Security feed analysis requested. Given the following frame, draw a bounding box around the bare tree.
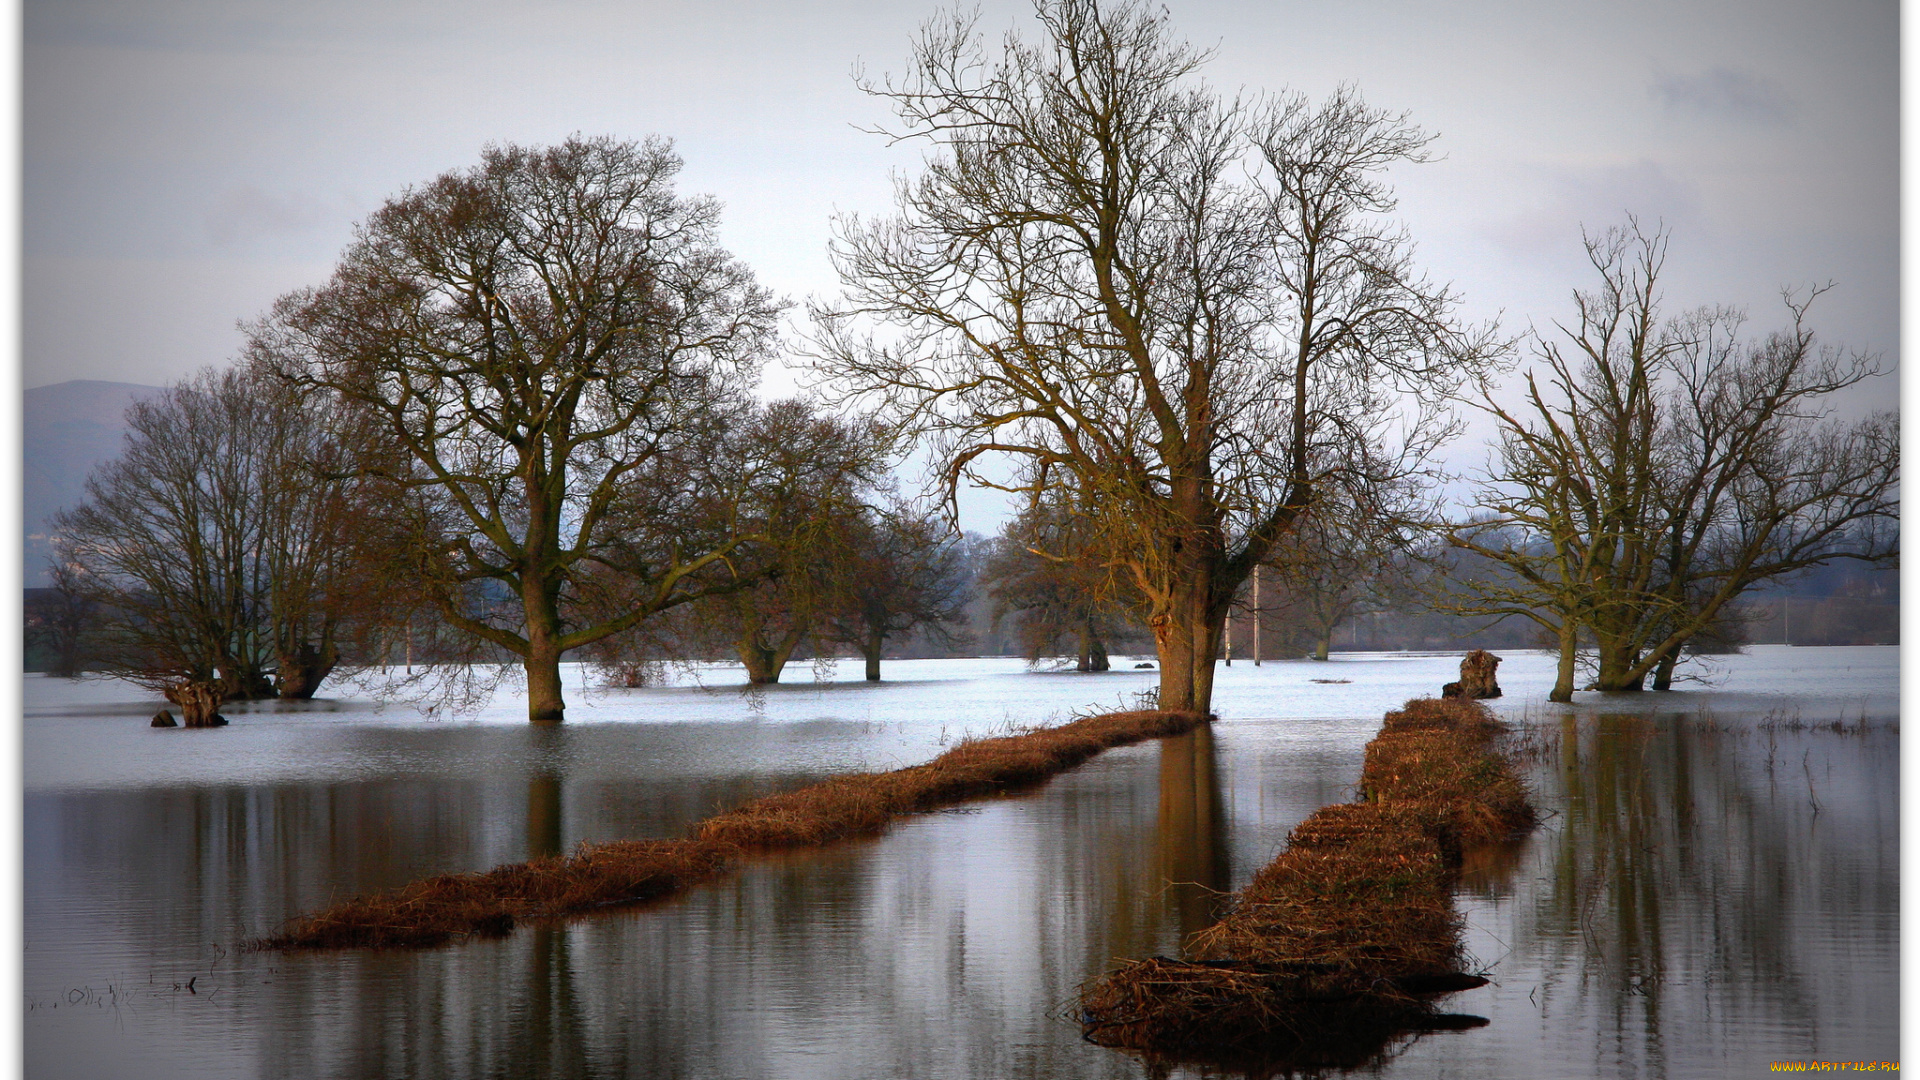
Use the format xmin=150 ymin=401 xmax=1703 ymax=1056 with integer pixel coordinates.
xmin=1450 ymin=221 xmax=1898 ymax=700
xmin=674 ymin=400 xmax=895 ymax=684
xmin=983 ymin=484 xmax=1132 ymax=671
xmin=252 ymin=136 xmax=785 ymax=722
xmin=814 ymin=0 xmax=1493 ymax=713
xmin=51 ymin=367 xmax=386 ymax=724
xmin=1251 ymin=494 xmax=1415 ymax=662
xmin=822 ymin=502 xmax=972 ymax=681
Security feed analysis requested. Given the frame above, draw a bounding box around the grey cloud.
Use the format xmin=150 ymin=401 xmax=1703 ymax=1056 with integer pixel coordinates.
xmin=1651 ymin=66 xmax=1796 ymax=123
xmin=204 ymin=186 xmax=335 ymax=247
xmin=26 ymin=0 xmax=456 ymax=55
xmin=1486 ymin=160 xmax=1703 ymax=258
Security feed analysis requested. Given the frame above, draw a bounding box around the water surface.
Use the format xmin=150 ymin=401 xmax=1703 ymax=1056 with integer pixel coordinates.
xmin=23 ymin=647 xmax=1897 ymax=1078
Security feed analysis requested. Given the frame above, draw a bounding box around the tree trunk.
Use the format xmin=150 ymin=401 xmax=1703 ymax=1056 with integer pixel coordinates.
xmin=1445 ymin=649 xmax=1503 ymax=699
xmin=1593 ymin=634 xmax=1646 ymax=692
xmin=1650 ymin=646 xmax=1680 ymax=691
xmin=862 ymin=629 xmax=884 ymax=682
xmin=275 ymin=641 xmax=338 ymax=699
xmin=1312 ymin=626 xmax=1332 ymax=662
xmin=736 ymin=618 xmax=808 ymax=684
xmin=739 ymin=642 xmax=782 ymax=684
xmin=1075 ymin=622 xmax=1112 ymax=672
xmin=1251 ymin=566 xmax=1261 ymax=667
xmin=224 ymin=666 xmax=278 ymax=701
xmin=1153 ymin=621 xmax=1195 ymax=712
xmin=1550 ymin=619 xmax=1578 ymax=703
xmin=1153 ymin=576 xmax=1224 ymax=715
xmin=167 ymin=680 xmax=228 ymax=728
xmin=526 ymin=649 xmax=566 ymax=723
xmin=523 ymin=582 xmax=568 ymax=722
xmin=1190 ymin=615 xmax=1221 ymax=713
xmin=1077 ymin=642 xmax=1113 ymax=672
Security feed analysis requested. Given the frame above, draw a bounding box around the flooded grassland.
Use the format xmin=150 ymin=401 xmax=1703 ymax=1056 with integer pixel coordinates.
xmin=23 ymin=647 xmax=1898 ymax=1079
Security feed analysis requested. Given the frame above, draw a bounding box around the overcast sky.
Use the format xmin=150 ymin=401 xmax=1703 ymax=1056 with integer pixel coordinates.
xmin=21 ymin=0 xmax=1900 ymax=525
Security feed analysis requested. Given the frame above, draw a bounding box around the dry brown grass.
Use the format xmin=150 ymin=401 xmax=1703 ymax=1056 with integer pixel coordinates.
xmin=259 ymin=708 xmax=1204 ymax=951
xmin=1079 ymin=697 xmax=1534 ymax=1068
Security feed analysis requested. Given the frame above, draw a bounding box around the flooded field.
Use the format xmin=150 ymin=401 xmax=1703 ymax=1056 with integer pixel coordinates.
xmin=23 ymin=646 xmax=1898 ymax=1078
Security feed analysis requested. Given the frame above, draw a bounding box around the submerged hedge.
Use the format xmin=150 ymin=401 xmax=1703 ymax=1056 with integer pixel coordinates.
xmin=1078 ymin=696 xmax=1535 ymax=1069
xmin=258 ymin=708 xmax=1206 ymax=951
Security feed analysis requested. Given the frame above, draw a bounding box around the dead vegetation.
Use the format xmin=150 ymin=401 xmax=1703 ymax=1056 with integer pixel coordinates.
xmin=1755 ymin=714 xmax=1886 ymax=737
xmin=1078 ymin=696 xmax=1534 ymax=1070
xmin=258 ymin=708 xmax=1204 ymax=951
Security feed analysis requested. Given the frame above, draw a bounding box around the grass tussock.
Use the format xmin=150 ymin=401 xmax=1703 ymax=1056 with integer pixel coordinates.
xmin=1079 ymin=696 xmax=1533 ymax=1069
xmin=260 ymin=708 xmax=1203 ymax=951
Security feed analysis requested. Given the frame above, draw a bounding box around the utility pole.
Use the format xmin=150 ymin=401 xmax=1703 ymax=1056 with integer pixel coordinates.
xmin=1253 ymin=564 xmax=1262 ymax=666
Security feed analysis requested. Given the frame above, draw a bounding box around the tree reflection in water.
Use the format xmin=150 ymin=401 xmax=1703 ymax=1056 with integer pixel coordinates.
xmin=1421 ymin=709 xmax=1900 ymax=1076
xmin=1155 ymin=724 xmax=1231 ymax=943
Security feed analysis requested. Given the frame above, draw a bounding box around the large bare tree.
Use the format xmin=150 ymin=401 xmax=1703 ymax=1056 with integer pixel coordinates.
xmin=52 ymin=366 xmax=387 ymax=725
xmin=252 ymin=136 xmax=784 ymax=722
xmin=814 ymin=0 xmax=1491 ymax=713
xmin=1450 ymin=222 xmax=1898 ymax=700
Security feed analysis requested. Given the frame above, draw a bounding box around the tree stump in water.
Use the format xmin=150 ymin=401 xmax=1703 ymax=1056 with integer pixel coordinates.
xmin=1441 ymin=650 xmax=1502 ymax=699
xmin=151 ymin=710 xmax=177 ymax=727
xmin=167 ymin=681 xmax=230 ymax=727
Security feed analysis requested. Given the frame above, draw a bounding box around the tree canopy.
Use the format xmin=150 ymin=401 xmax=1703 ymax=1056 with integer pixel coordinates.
xmin=52 ymin=366 xmax=388 ymax=724
xmin=815 ymin=0 xmax=1494 ymax=712
xmin=252 ymin=135 xmax=786 ymax=721
xmin=1449 ymin=222 xmax=1898 ymax=700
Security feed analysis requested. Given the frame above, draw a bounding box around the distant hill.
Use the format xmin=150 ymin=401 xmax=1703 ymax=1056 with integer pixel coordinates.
xmin=23 ymin=379 xmax=164 ymax=586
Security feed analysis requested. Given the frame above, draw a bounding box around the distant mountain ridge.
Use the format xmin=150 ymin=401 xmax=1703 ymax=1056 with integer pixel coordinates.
xmin=23 ymin=379 xmax=164 ymax=587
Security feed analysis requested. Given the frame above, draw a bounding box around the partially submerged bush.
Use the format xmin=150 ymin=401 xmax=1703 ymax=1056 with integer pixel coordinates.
xmin=1079 ymin=697 xmax=1534 ymax=1070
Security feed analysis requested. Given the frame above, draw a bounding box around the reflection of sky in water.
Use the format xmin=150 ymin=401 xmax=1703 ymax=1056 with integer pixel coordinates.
xmin=23 ymin=647 xmax=1898 ymax=1078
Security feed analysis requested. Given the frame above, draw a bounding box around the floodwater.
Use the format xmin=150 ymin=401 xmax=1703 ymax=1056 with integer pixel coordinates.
xmin=22 ymin=647 xmax=1898 ymax=1078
